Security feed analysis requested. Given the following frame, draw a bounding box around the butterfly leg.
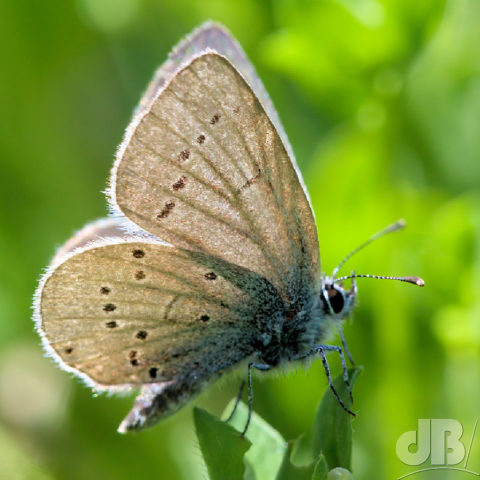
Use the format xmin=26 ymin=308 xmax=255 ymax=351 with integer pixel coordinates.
xmin=241 ymin=362 xmax=272 ymax=437
xmin=317 ymin=344 xmax=353 ymax=403
xmin=314 ymin=345 xmax=355 ymax=416
xmin=338 ymin=325 xmax=355 ymax=366
xmin=225 ymin=379 xmax=245 ymax=422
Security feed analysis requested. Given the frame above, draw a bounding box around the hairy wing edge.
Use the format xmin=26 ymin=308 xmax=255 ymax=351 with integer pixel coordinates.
xmin=106 ymin=50 xmax=316 ymax=244
xmin=33 ymin=236 xmax=169 ymax=393
xmin=134 ymin=21 xmax=314 ymax=218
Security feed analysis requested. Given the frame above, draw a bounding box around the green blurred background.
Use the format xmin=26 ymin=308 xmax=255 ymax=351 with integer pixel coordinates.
xmin=0 ymin=0 xmax=479 ymax=478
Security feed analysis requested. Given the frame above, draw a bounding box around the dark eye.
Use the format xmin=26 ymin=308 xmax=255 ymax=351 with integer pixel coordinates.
xmin=327 ymin=287 xmax=344 ymax=314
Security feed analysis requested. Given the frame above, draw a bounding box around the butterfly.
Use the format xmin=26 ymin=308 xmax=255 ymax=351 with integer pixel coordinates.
xmin=34 ymin=22 xmax=424 ymax=435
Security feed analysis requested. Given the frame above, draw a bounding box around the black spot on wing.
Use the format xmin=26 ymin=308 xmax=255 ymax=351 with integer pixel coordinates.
xmin=157 ymin=200 xmax=175 ymax=219
xmin=172 ymin=176 xmax=187 ymax=191
xmin=136 ymin=330 xmax=148 ymax=340
xmin=135 ymin=270 xmax=145 ymax=280
xmin=178 ymin=149 xmax=190 ymax=161
xmin=103 ymin=303 xmax=116 ymax=312
xmin=210 ymin=114 xmax=220 ymax=125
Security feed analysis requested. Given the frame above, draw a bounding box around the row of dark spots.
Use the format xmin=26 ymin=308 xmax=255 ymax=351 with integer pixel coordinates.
xmin=126 ymin=353 xmax=160 ymax=379
xmin=100 ymin=267 xmax=143 ymax=298
xmin=175 ymin=113 xmax=219 ymax=161
xmin=94 ymin=254 xmax=217 ymax=336
xmin=167 ymin=113 xmax=219 ymax=219
xmin=104 ymin=320 xmax=147 ymax=341
xmin=100 ymin=255 xmax=144 ymax=330
xmin=128 ymin=356 xmax=158 ymax=379
xmin=202 ymin=273 xmax=216 ymax=322
xmin=129 ymin=350 xmax=138 ymax=366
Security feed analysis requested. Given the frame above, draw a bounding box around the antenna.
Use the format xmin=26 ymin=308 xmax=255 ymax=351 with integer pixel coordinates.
xmin=332 ymin=219 xmax=406 ymax=278
xmin=334 ymin=273 xmax=425 ymax=287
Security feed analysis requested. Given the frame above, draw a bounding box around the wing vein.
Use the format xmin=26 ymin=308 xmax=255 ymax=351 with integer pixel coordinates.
xmin=144 ymin=109 xmax=286 ymax=280
xmin=190 ymin=60 xmax=299 ymax=277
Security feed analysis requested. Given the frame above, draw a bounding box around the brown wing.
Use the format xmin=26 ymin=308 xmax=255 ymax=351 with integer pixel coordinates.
xmin=139 ymin=22 xmax=298 ymax=164
xmin=38 ymin=241 xmax=283 ymax=389
xmin=111 ymin=53 xmax=320 ymax=303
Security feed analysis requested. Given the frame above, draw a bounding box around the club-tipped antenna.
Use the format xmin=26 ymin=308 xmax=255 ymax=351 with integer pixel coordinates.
xmin=332 ymin=219 xmax=407 ymax=279
xmin=334 ymin=273 xmax=425 ymax=287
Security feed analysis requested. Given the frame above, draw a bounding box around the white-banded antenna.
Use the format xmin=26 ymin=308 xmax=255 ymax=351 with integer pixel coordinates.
xmin=332 ymin=219 xmax=407 ymax=278
xmin=335 ymin=273 xmax=425 ymax=287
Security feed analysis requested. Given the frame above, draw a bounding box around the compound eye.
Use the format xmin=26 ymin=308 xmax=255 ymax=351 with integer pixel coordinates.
xmin=328 ymin=287 xmax=345 ymax=314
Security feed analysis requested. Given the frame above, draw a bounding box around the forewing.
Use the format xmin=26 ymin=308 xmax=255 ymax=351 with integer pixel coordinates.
xmin=112 ymin=53 xmax=319 ymax=301
xmin=139 ymin=22 xmax=298 ymax=163
xmin=37 ymin=241 xmax=283 ymax=389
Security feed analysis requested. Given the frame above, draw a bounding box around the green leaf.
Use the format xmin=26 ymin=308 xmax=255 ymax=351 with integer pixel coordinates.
xmin=275 ymin=442 xmax=316 ymax=480
xmin=196 ymin=367 xmax=361 ymax=480
xmin=311 ymin=367 xmax=363 ymax=470
xmin=290 ymin=431 xmax=314 ymax=466
xmin=194 ymin=407 xmax=251 ymax=480
xmin=311 ymin=455 xmax=329 ymax=480
xmin=223 ymin=400 xmax=286 ymax=480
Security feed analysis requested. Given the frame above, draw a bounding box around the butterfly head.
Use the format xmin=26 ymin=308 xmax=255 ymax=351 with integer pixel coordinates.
xmin=319 ymin=219 xmax=425 ymax=321
xmin=320 ymin=276 xmax=357 ymax=320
